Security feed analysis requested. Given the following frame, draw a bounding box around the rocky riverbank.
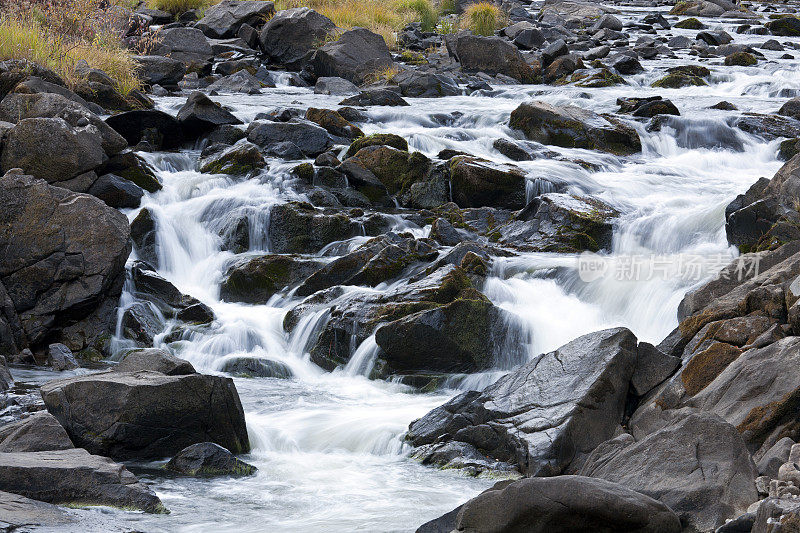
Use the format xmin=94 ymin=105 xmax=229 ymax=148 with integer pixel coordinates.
xmin=3 ymin=0 xmax=800 ymax=530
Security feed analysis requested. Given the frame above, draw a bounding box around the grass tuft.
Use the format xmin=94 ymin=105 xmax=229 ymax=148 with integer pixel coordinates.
xmin=462 ymin=1 xmax=504 ymax=37
xmin=148 ymin=0 xmax=209 ymax=15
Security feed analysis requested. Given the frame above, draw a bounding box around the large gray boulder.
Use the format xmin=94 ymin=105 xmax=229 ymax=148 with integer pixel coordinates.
xmin=267 ymin=202 xmax=360 ymax=254
xmin=418 ymin=476 xmax=681 ymax=533
xmin=0 ymin=448 xmax=165 ymax=512
xmin=0 ymin=411 xmax=74 ymax=452
xmin=197 ymin=0 xmax=276 ymax=38
xmin=0 ymin=118 xmax=107 ymax=188
xmin=165 ymin=442 xmax=257 ymax=476
xmin=177 ymin=91 xmax=242 ymax=138
xmin=133 ymin=55 xmax=187 ymax=87
xmin=0 ymin=490 xmax=74 ymax=529
xmin=407 ymin=328 xmax=640 ymax=476
xmin=306 ymin=28 xmax=393 ymax=85
xmin=259 ymin=7 xmax=335 ymax=67
xmin=447 ymin=32 xmax=537 ymax=83
xmin=448 ymin=156 xmax=527 ymax=210
xmin=114 ymin=348 xmax=196 ymax=375
xmin=221 ymin=254 xmax=324 ymax=303
xmin=579 ymin=411 xmax=758 ymax=531
xmin=0 ymin=172 xmax=130 ymax=354
xmin=151 ymin=27 xmax=214 ymax=70
xmin=41 ymin=370 xmax=249 ymax=460
xmin=246 ymin=120 xmax=332 ymax=157
xmin=510 ymin=100 xmax=641 ymax=155
xmin=0 ymin=92 xmax=127 ymax=156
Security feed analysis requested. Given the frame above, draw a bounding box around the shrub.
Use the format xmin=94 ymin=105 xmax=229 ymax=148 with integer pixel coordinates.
xmin=462 ymin=1 xmax=504 ymax=37
xmin=395 ymin=0 xmax=438 ymax=32
xmin=0 ymin=0 xmax=141 ymax=94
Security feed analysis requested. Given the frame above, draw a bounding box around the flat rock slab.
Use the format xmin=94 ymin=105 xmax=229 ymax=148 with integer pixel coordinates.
xmin=0 ymin=490 xmax=74 ymax=529
xmin=0 ymin=449 xmax=165 ymax=513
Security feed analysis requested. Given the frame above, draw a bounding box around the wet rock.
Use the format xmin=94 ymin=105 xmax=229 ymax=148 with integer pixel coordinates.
xmin=767 ymin=16 xmax=800 ymax=37
xmin=0 ymin=411 xmax=74 ymax=452
xmin=0 ymin=448 xmax=165 ymax=512
xmin=121 ymin=302 xmax=163 ymax=347
xmin=91 ymin=155 xmax=157 ymax=200
xmin=493 ymin=138 xmax=533 ymax=161
xmin=346 ymin=145 xmax=431 ymax=195
xmin=220 ymin=356 xmax=293 ymax=378
xmin=339 ymin=89 xmax=410 ymax=107
xmin=246 ymin=120 xmax=332 ymax=157
xmin=259 ymin=7 xmax=335 ymax=67
xmin=606 ymin=53 xmax=644 ymax=75
xmin=509 ymin=100 xmax=641 ymax=155
xmin=306 ymin=28 xmax=393 ymax=85
xmin=314 ymin=76 xmax=359 ymax=95
xmin=220 ymin=254 xmax=324 ymax=303
xmin=267 ymin=202 xmax=359 ymax=254
xmin=87 ymin=173 xmax=144 ymax=208
xmin=674 ymin=17 xmax=704 ymax=29
xmin=393 ymin=70 xmax=460 ymax=98
xmin=697 ymin=29 xmax=733 ymax=46
xmin=735 ymin=113 xmax=800 ymax=142
xmin=105 ymin=109 xmax=185 ymax=150
xmin=543 ymin=54 xmax=583 ymax=84
xmin=631 ymin=342 xmax=680 ymax=397
xmin=134 ymin=55 xmax=186 ymax=87
xmin=408 ymin=328 xmax=639 ymax=476
xmin=651 ymin=65 xmax=710 ymax=88
xmin=151 ymin=27 xmax=214 ymax=71
xmin=115 ymin=348 xmax=196 ymax=375
xmin=305 ymin=107 xmax=363 ymax=139
xmin=448 ymin=156 xmax=527 ymax=210
xmin=207 ymin=70 xmax=265 ymax=94
xmin=129 ymin=262 xmax=214 ymax=325
xmin=41 ymin=370 xmax=249 ymax=460
xmin=779 ymin=97 xmax=800 ymax=121
xmin=0 ymin=356 xmax=12 ymax=391
xmin=632 ymin=99 xmax=680 ymax=118
xmin=177 ymin=92 xmax=242 ymax=138
xmin=166 ymin=442 xmax=257 ymax=476
xmin=579 ymin=411 xmax=758 ymax=532
xmin=199 ymin=140 xmax=266 ymax=175
xmin=725 ymin=51 xmax=758 ymax=66
xmin=197 ymin=0 xmax=275 ymax=39
xmin=419 ymin=476 xmax=681 ymax=533
xmin=1 ymin=117 xmax=105 ymax=188
xmin=0 ymin=172 xmax=130 ymax=353
xmin=0 ymin=490 xmax=74 ymax=529
xmin=671 ymin=0 xmax=725 ymax=16
xmin=47 ymin=343 xmax=78 ymax=371
xmin=295 ymin=233 xmax=437 ymax=296
xmin=402 ymin=163 xmax=451 ymax=209
xmin=448 ymin=32 xmax=537 ymax=83
xmin=345 ymin=133 xmax=408 ymax=158
xmin=130 ymin=207 xmax=159 ymax=267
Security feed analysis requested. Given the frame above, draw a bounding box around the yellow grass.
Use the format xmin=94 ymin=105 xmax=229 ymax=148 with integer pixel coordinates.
xmin=274 ymin=0 xmax=438 ymax=49
xmin=148 ymin=0 xmax=210 ymax=15
xmin=0 ymin=14 xmax=141 ymax=94
xmin=462 ymin=2 xmax=505 ymax=36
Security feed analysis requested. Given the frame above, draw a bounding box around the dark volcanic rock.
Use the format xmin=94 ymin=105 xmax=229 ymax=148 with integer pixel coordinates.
xmin=259 ymin=7 xmax=335 ymax=67
xmin=177 ymin=92 xmax=242 ymax=138
xmin=166 ymin=442 xmax=257 ymax=476
xmin=306 ymin=28 xmax=393 ymax=85
xmin=448 ymin=32 xmax=537 ymax=83
xmin=41 ymin=370 xmax=249 ymax=460
xmin=418 ymin=476 xmax=681 ymax=533
xmin=0 ymin=448 xmax=165 ymax=512
xmin=197 ymin=0 xmax=276 ymax=39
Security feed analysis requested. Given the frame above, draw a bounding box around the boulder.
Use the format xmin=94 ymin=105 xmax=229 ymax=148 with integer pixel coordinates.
xmin=197 ymin=0 xmax=276 ymax=38
xmin=314 ymin=76 xmax=359 ymax=95
xmin=128 ymin=262 xmax=215 ymax=325
xmin=220 ymin=356 xmax=293 ymax=378
xmin=393 ymin=70 xmax=460 ymax=98
xmin=259 ymin=7 xmax=335 ymax=67
xmin=0 ymin=356 xmax=12 ymax=391
xmin=0 ymin=59 xmax=66 ymax=101
xmin=419 ymin=476 xmax=681 ymax=533
xmin=509 ymin=101 xmax=641 ymax=155
xmin=165 ymin=442 xmax=257 ymax=476
xmin=207 ymin=70 xmax=265 ymax=94
xmin=151 ymin=27 xmax=214 ymax=70
xmin=449 ymin=156 xmax=527 ymax=210
xmin=0 ymin=490 xmax=74 ymax=529
xmin=114 ymin=348 xmax=196 ymax=375
xmin=87 ymin=173 xmax=144 ymax=208
xmin=177 ymin=92 xmax=242 ymax=138
xmin=0 ymin=118 xmax=106 ymax=188
xmin=345 ymin=133 xmax=408 ymax=158
xmin=339 ymin=89 xmax=410 ymax=107
xmin=670 ymin=0 xmax=725 ymax=16
xmin=0 ymin=411 xmax=74 ymax=452
xmin=41 ymin=370 xmax=249 ymax=460
xmin=448 ymin=32 xmax=537 ymax=83
xmin=306 ymin=28 xmax=393 ymax=85
xmin=133 ymin=55 xmax=186 ymax=87
xmin=220 ymin=254 xmax=324 ymax=303
xmin=0 ymin=172 xmax=130 ymax=353
xmin=267 ymin=202 xmax=360 ymax=254
xmin=779 ymin=97 xmax=800 ymax=121
xmin=767 ymin=16 xmax=800 ymax=37
xmin=580 ymin=412 xmax=758 ymax=531
xmin=105 ymin=109 xmax=185 ymax=150
xmin=47 ymin=343 xmax=78 ymax=371
xmin=305 ymin=107 xmax=363 ymax=139
xmin=130 ymin=207 xmax=159 ymax=267
xmin=246 ymin=120 xmax=332 ymax=157
xmin=345 ymin=146 xmax=431 ymax=195
xmin=407 ymin=328 xmax=639 ymax=476
xmin=757 ymin=437 xmax=794 ymax=478
xmin=0 ymin=449 xmax=165 ymax=513
xmin=199 ymin=140 xmax=266 ymax=175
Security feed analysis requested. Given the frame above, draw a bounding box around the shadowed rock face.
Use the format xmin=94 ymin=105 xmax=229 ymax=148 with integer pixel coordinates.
xmin=0 ymin=449 xmax=166 ymax=513
xmin=0 ymin=172 xmax=130 ymax=354
xmin=41 ymin=370 xmax=249 ymax=460
xmin=407 ymin=328 xmax=642 ymax=476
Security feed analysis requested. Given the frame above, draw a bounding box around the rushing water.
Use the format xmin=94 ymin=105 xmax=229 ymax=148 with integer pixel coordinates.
xmin=24 ymin=4 xmax=800 ymax=531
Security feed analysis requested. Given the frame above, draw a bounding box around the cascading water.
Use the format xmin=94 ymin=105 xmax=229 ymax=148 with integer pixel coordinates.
xmin=100 ymin=5 xmax=797 ymax=531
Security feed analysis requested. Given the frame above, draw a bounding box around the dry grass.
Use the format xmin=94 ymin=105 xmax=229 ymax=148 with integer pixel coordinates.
xmin=462 ymin=1 xmax=505 ymax=36
xmin=366 ymin=64 xmax=400 ymax=83
xmin=147 ymin=0 xmax=209 ymax=15
xmin=0 ymin=0 xmax=142 ymax=94
xmin=274 ymin=0 xmax=438 ymax=48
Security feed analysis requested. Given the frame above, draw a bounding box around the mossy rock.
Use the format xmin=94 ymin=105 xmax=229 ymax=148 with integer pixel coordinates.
xmin=766 ymin=16 xmax=800 ymax=36
xmin=199 ymin=141 xmax=266 ymax=176
xmin=674 ymin=17 xmax=704 ymax=29
xmin=681 ymin=342 xmax=742 ymax=396
xmin=349 ymin=145 xmax=432 ymax=195
xmin=344 ymin=133 xmax=408 ymax=158
xmin=779 ymin=138 xmax=800 ymax=161
xmin=652 ymin=72 xmax=707 ymax=89
xmin=574 ymin=68 xmax=625 ymax=88
xmin=399 ymin=49 xmax=428 ymax=65
xmin=220 ymin=254 xmax=323 ymax=304
xmin=724 ymin=52 xmax=757 ymax=67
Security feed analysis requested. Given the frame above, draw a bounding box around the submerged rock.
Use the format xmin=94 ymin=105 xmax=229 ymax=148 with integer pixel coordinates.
xmin=166 ymin=442 xmax=257 ymax=476
xmin=220 ymin=356 xmax=293 ymax=378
